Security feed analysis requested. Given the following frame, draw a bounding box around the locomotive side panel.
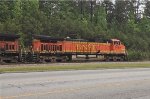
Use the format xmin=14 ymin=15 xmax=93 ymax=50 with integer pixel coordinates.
xmin=0 ymin=34 xmax=20 ymax=63
xmin=32 ymin=40 xmax=63 ymax=53
xmin=0 ymin=40 xmax=19 ymax=52
xmin=61 ymin=41 xmax=81 ymax=53
xmin=111 ymin=44 xmax=126 ymax=54
xmin=96 ymin=43 xmax=111 ymax=54
xmin=32 ymin=39 xmax=41 ymax=52
xmin=62 ymin=41 xmax=116 ymax=54
xmin=0 ymin=41 xmax=5 ymax=51
xmin=75 ymin=42 xmax=88 ymax=53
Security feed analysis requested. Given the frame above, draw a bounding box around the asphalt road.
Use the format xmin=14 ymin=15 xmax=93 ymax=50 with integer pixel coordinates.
xmin=0 ymin=68 xmax=150 ymax=99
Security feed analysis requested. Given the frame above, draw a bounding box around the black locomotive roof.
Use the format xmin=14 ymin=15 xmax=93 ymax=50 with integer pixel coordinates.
xmin=0 ymin=33 xmax=20 ymax=40
xmin=65 ymin=38 xmax=88 ymax=42
xmin=33 ymin=35 xmax=90 ymax=42
xmin=33 ymin=35 xmax=64 ymax=41
xmin=33 ymin=35 xmax=89 ymax=42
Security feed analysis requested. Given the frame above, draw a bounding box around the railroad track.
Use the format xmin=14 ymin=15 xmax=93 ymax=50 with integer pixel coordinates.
xmin=0 ymin=61 xmax=150 ymax=69
xmin=0 ymin=59 xmax=127 ymax=67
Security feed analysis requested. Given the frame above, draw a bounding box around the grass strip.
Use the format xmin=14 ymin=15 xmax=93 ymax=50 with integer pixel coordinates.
xmin=0 ymin=63 xmax=150 ymax=73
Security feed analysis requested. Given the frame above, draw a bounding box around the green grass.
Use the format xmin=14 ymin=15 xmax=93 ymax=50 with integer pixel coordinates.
xmin=0 ymin=63 xmax=150 ymax=73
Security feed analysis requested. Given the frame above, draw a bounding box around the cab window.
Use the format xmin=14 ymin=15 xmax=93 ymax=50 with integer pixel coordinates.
xmin=114 ymin=41 xmax=120 ymax=45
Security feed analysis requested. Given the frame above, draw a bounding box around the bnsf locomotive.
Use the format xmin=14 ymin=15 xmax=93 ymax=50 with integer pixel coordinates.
xmin=0 ymin=34 xmax=127 ymax=63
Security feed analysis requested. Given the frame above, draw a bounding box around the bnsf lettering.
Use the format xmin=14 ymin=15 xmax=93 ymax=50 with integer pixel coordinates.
xmin=76 ymin=44 xmax=96 ymax=52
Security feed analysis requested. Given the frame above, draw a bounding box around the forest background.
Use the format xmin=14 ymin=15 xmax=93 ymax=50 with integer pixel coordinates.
xmin=0 ymin=0 xmax=150 ymax=61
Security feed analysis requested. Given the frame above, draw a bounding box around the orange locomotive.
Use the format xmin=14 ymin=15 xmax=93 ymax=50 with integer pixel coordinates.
xmin=32 ymin=35 xmax=127 ymax=62
xmin=0 ymin=34 xmax=127 ymax=63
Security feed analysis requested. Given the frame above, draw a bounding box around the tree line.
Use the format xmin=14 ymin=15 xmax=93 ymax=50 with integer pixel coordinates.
xmin=0 ymin=0 xmax=150 ymax=60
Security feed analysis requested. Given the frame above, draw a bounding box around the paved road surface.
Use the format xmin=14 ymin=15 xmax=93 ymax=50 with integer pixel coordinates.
xmin=0 ymin=68 xmax=150 ymax=99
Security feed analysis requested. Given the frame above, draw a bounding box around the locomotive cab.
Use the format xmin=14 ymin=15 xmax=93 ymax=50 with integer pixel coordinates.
xmin=110 ymin=39 xmax=126 ymax=54
xmin=110 ymin=39 xmax=121 ymax=45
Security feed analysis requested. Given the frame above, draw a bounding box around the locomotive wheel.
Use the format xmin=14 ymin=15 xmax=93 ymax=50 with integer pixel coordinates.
xmin=120 ymin=58 xmax=124 ymax=61
xmin=120 ymin=55 xmax=126 ymax=61
xmin=3 ymin=60 xmax=11 ymax=63
xmin=113 ymin=56 xmax=117 ymax=62
xmin=0 ymin=58 xmax=5 ymax=64
xmin=45 ymin=59 xmax=51 ymax=63
xmin=105 ymin=56 xmax=110 ymax=62
xmin=105 ymin=58 xmax=110 ymax=62
xmin=0 ymin=58 xmax=2 ymax=63
xmin=67 ymin=55 xmax=72 ymax=61
xmin=51 ymin=58 xmax=56 ymax=63
xmin=62 ymin=57 xmax=67 ymax=62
